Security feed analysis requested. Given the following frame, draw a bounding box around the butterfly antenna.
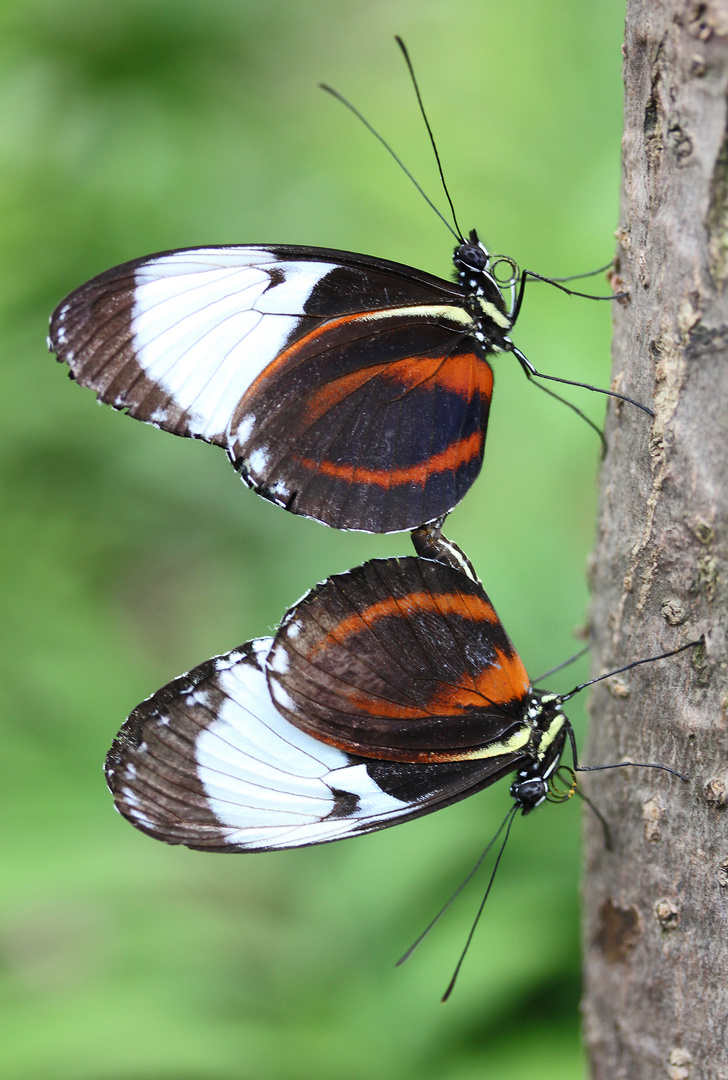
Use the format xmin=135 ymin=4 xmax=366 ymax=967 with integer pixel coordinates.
xmin=441 ymin=805 xmax=518 ymax=1003
xmin=319 ymin=83 xmax=460 ymax=242
xmin=395 ymin=36 xmax=464 ymax=242
xmin=396 ymin=805 xmax=514 ymax=968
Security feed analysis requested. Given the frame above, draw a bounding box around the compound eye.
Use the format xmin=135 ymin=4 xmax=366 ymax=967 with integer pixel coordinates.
xmin=510 ymin=777 xmax=547 ymax=809
xmin=457 ymin=242 xmax=487 ymax=271
xmin=489 ymin=256 xmax=519 ymax=286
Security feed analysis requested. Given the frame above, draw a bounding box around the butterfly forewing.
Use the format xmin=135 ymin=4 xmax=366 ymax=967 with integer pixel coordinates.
xmin=49 ymin=245 xmax=492 ymax=532
xmin=267 ymin=557 xmax=532 ymax=762
xmin=105 ymin=637 xmax=527 ymax=852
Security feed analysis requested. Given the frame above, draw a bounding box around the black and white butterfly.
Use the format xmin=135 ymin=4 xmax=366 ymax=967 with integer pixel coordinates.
xmin=103 ymin=545 xmax=697 ymax=997
xmin=48 ymin=41 xmax=641 ymax=534
xmin=104 ymin=546 xmax=694 ymax=854
xmin=104 ymin=554 xmax=573 ymax=852
xmin=49 ymin=237 xmax=515 ymax=534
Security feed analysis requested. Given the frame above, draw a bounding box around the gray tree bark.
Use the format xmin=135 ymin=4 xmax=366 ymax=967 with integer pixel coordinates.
xmin=583 ymin=2 xmax=728 ymax=1078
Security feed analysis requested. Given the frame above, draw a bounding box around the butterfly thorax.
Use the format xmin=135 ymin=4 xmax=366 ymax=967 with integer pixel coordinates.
xmin=510 ymin=692 xmax=569 ymax=814
xmin=453 ymin=229 xmax=516 ymax=353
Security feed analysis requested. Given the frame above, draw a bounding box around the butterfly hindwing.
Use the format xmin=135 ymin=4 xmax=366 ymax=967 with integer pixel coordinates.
xmin=105 ymin=637 xmax=525 ymax=852
xmin=233 ymin=318 xmax=489 ymax=532
xmin=49 ymin=245 xmax=492 ymax=532
xmin=267 ymin=556 xmax=532 ymax=763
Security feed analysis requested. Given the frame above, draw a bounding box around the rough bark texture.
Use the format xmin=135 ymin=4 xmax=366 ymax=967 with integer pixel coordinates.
xmin=583 ymin=2 xmax=728 ymax=1078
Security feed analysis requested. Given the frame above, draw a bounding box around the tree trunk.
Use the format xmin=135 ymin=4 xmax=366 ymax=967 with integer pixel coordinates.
xmin=583 ymin=2 xmax=728 ymax=1077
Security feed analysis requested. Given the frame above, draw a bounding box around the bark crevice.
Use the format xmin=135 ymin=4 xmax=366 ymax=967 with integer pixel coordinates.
xmin=582 ymin=2 xmax=728 ymax=1078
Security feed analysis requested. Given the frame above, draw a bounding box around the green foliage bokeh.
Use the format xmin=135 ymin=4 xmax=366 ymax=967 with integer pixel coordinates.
xmin=1 ymin=1 xmax=625 ymax=1077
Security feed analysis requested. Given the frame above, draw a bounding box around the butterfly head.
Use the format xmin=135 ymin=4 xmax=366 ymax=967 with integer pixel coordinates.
xmin=454 ymin=229 xmax=489 ymax=272
xmin=510 ymin=691 xmax=569 ymax=814
xmin=454 ymin=229 xmax=520 ymax=319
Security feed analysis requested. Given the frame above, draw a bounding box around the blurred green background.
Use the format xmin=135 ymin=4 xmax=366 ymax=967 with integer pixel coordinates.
xmin=1 ymin=1 xmax=625 ymax=1077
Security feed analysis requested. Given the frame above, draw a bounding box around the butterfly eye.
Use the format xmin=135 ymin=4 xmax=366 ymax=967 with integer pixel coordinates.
xmin=456 ymin=240 xmax=487 ymax=270
xmin=509 ymin=776 xmax=547 ymax=810
xmin=489 ymin=256 xmax=519 ymax=287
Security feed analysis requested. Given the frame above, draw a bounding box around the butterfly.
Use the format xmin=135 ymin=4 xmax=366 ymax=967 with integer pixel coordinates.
xmin=105 ymin=541 xmax=700 ymax=998
xmin=106 ymin=538 xmax=698 ymax=852
xmin=48 ymin=235 xmax=531 ymax=534
xmin=105 ymin=551 xmax=587 ymax=852
xmin=47 ymin=42 xmax=641 ymax=534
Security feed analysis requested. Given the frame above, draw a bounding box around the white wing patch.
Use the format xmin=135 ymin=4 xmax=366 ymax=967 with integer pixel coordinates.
xmin=194 ymin=651 xmax=410 ymax=849
xmin=131 ymin=249 xmax=338 ymax=442
xmin=113 ymin=636 xmax=412 ymax=852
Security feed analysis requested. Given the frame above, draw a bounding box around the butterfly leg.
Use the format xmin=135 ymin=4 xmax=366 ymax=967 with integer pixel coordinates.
xmin=515 ymin=364 xmax=608 ymax=456
xmin=509 ymin=344 xmax=653 ymax=420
